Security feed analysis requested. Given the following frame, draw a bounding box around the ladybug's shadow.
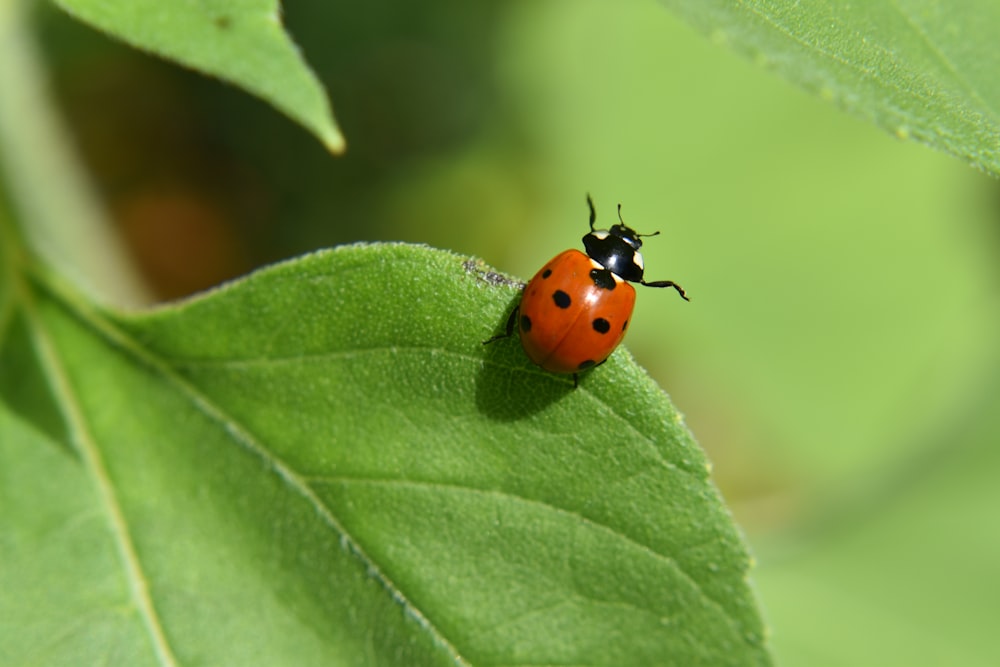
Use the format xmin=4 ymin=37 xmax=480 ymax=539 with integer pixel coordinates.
xmin=475 ymin=298 xmax=575 ymax=421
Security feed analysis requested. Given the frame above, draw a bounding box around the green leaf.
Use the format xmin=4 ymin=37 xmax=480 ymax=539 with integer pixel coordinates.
xmin=755 ymin=379 xmax=1000 ymax=665
xmin=50 ymin=0 xmax=344 ymax=153
xmin=660 ymin=0 xmax=1000 ymax=176
xmin=0 ymin=243 xmax=770 ymax=665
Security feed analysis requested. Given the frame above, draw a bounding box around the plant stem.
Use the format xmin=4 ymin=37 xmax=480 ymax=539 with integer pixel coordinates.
xmin=0 ymin=0 xmax=151 ymax=307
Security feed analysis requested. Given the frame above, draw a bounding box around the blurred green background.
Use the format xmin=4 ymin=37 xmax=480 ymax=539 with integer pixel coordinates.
xmin=33 ymin=0 xmax=1000 ymax=663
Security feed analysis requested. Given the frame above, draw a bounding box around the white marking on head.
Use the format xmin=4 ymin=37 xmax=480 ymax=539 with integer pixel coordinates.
xmin=633 ymin=251 xmax=645 ymax=271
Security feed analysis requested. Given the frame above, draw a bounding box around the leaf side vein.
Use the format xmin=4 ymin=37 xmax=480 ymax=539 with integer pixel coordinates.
xmin=23 ymin=295 xmax=179 ymax=667
xmin=31 ymin=273 xmax=472 ymax=666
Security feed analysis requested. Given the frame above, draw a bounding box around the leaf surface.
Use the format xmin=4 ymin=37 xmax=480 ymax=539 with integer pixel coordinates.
xmin=0 ymin=244 xmax=769 ymax=665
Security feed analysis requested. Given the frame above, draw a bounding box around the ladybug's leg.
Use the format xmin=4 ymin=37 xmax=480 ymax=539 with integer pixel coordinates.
xmin=640 ymin=279 xmax=690 ymax=302
xmin=572 ymin=358 xmax=606 ymax=388
xmin=483 ymin=305 xmax=519 ymax=345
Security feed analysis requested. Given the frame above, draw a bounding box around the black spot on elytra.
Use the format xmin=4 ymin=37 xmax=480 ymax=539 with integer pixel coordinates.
xmin=520 ymin=314 xmax=532 ymax=332
xmin=590 ymin=268 xmax=617 ymax=291
xmin=592 ymin=317 xmax=611 ymax=334
xmin=622 ymin=319 xmax=629 ymax=331
xmin=577 ymin=359 xmax=596 ymax=370
xmin=541 ymin=268 xmax=552 ymax=279
xmin=552 ymin=290 xmax=571 ymax=309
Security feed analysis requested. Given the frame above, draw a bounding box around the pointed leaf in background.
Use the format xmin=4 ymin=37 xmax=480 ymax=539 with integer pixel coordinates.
xmin=661 ymin=0 xmax=1000 ymax=176
xmin=52 ymin=0 xmax=344 ymax=153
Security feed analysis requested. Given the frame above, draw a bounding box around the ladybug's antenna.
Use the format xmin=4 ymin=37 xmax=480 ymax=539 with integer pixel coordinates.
xmin=587 ymin=194 xmax=597 ymax=232
xmin=618 ymin=203 xmax=660 ymax=237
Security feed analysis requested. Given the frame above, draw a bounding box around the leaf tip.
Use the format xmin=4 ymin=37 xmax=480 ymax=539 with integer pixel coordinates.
xmin=321 ymin=126 xmax=347 ymax=155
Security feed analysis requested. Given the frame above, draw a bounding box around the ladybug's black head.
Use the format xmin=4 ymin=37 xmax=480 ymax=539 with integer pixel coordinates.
xmin=582 ymin=199 xmax=658 ymax=283
xmin=608 ymin=223 xmax=653 ymax=251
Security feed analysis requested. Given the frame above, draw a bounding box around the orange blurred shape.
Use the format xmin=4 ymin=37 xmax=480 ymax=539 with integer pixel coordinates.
xmin=116 ymin=188 xmax=251 ymax=301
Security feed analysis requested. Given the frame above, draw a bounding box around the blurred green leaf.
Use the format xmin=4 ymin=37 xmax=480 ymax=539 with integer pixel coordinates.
xmin=661 ymin=0 xmax=1000 ymax=176
xmin=754 ymin=379 xmax=1000 ymax=666
xmin=0 ymin=244 xmax=770 ymax=665
xmin=50 ymin=0 xmax=344 ymax=152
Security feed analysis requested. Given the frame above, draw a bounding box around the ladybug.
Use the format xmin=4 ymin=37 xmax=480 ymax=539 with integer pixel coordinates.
xmin=484 ymin=194 xmax=688 ymax=386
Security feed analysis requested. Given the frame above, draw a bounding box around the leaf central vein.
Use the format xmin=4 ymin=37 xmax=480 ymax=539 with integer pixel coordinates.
xmin=308 ymin=475 xmax=746 ymax=641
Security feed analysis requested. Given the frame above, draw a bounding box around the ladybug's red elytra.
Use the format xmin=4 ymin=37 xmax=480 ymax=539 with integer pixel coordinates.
xmin=484 ymin=194 xmax=688 ymax=386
